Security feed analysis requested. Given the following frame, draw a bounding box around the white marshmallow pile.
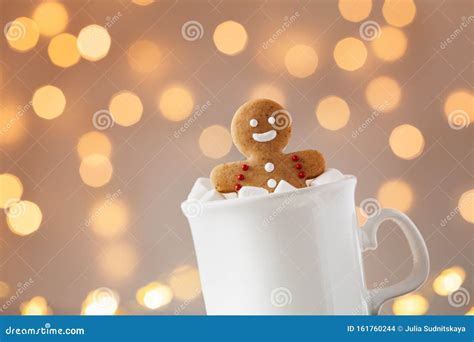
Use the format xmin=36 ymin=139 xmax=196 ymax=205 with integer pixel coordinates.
xmin=187 ymin=169 xmax=345 ymax=203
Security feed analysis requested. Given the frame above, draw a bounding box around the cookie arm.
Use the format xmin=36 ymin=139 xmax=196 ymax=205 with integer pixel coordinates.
xmin=210 ymin=161 xmax=242 ymax=193
xmin=298 ymin=149 xmax=326 ymax=179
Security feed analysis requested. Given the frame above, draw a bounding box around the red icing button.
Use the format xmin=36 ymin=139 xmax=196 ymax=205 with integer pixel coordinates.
xmin=298 ymin=171 xmax=306 ymax=179
xmin=291 ymin=155 xmax=299 ymax=162
xmin=295 ymin=163 xmax=302 ymax=170
xmin=234 ymin=184 xmax=242 ymax=191
xmin=237 ymin=174 xmax=245 ymax=181
xmin=241 ymin=164 xmax=249 ymax=171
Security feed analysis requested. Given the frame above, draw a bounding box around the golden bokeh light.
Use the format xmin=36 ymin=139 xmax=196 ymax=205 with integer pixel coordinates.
xmin=99 ymin=242 xmax=138 ymax=280
xmin=136 ymin=281 xmax=173 ymax=310
xmin=443 ymin=90 xmax=474 ymax=122
xmin=32 ymin=85 xmax=66 ymax=120
xmin=6 ymin=17 xmax=40 ymax=52
xmin=250 ymin=84 xmax=286 ymax=105
xmin=199 ymin=125 xmax=232 ymax=159
xmin=466 ymin=307 xmax=474 ymax=315
xmin=159 ymin=86 xmax=194 ymax=121
xmin=285 ymin=45 xmax=318 ymax=78
xmin=371 ymin=26 xmax=407 ymax=61
xmin=127 ymin=40 xmax=161 ymax=73
xmin=377 ymin=179 xmax=413 ymax=212
xmin=77 ymin=25 xmax=111 ymax=61
xmin=77 ymin=131 xmax=112 ymax=159
xmin=108 ymin=91 xmax=143 ymax=127
xmin=365 ymin=76 xmax=401 ymax=112
xmin=168 ymin=265 xmax=201 ymax=301
xmin=382 ymin=0 xmax=416 ymax=28
xmin=356 ymin=206 xmax=368 ymax=227
xmin=90 ymin=199 xmax=128 ymax=239
xmin=338 ymin=0 xmax=372 ymax=22
xmin=32 ymin=1 xmax=68 ymax=36
xmin=433 ymin=266 xmax=466 ymax=296
xmin=20 ymin=296 xmax=51 ymax=315
xmin=458 ymin=190 xmax=474 ymax=224
xmin=81 ymin=288 xmax=119 ymax=315
xmin=48 ymin=33 xmax=81 ymax=68
xmin=7 ymin=200 xmax=43 ymax=236
xmin=392 ymin=293 xmax=429 ymax=315
xmin=79 ymin=154 xmax=113 ymax=188
xmin=315 ymin=96 xmax=350 ymax=131
xmin=0 ymin=173 xmax=23 ymax=208
xmin=333 ymin=37 xmax=368 ymax=71
xmin=389 ymin=124 xmax=425 ymax=160
xmin=0 ymin=281 xmax=9 ymax=298
xmin=132 ymin=0 xmax=155 ymax=5
xmin=213 ymin=21 xmax=248 ymax=56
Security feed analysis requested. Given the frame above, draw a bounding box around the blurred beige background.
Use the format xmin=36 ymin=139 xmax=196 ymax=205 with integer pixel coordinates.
xmin=0 ymin=0 xmax=472 ymax=315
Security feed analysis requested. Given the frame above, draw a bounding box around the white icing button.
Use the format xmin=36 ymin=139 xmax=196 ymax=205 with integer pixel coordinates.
xmin=249 ymin=119 xmax=258 ymax=127
xmin=268 ymin=116 xmax=276 ymax=125
xmin=267 ymin=178 xmax=277 ymax=188
xmin=264 ymin=162 xmax=275 ymax=172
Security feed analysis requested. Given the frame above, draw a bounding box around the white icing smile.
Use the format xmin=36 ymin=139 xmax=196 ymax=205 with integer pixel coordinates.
xmin=252 ymin=130 xmax=277 ymax=142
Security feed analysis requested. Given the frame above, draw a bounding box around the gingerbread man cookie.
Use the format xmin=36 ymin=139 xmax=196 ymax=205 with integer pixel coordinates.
xmin=210 ymin=99 xmax=325 ymax=193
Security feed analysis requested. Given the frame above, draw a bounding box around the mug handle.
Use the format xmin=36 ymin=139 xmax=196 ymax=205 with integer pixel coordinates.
xmin=358 ymin=208 xmax=430 ymax=315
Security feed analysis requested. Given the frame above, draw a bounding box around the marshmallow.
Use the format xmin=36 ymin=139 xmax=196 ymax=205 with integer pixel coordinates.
xmin=187 ymin=177 xmax=213 ymax=200
xmin=200 ymin=189 xmax=225 ymax=202
xmin=309 ymin=168 xmax=344 ymax=187
xmin=274 ymin=180 xmax=297 ymax=193
xmin=223 ymin=192 xmax=238 ymax=200
xmin=238 ymin=186 xmax=269 ymax=198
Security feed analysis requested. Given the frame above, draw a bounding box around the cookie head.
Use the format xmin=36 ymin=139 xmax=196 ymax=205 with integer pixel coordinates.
xmin=231 ymin=99 xmax=292 ymax=157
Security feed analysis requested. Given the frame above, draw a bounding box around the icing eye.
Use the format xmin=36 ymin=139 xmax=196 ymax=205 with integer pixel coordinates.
xmin=268 ymin=116 xmax=276 ymax=125
xmin=249 ymin=119 xmax=258 ymax=127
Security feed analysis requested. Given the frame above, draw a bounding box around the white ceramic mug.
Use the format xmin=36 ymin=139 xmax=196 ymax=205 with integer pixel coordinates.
xmin=182 ymin=176 xmax=429 ymax=315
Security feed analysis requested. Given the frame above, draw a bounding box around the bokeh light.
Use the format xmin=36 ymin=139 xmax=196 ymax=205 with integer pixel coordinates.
xmin=377 ymin=180 xmax=413 ymax=212
xmin=79 ymin=154 xmax=113 ymax=187
xmin=32 ymin=1 xmax=68 ymax=36
xmin=389 ymin=124 xmax=425 ymax=160
xmin=333 ymin=37 xmax=367 ymax=71
xmin=109 ymin=91 xmax=143 ymax=127
xmin=0 ymin=173 xmax=23 ymax=208
xmin=168 ymin=265 xmax=201 ymax=301
xmin=32 ymin=85 xmax=66 ymax=120
xmin=127 ymin=40 xmax=161 ymax=73
xmin=371 ymin=26 xmax=407 ymax=61
xmin=0 ymin=281 xmax=9 ymax=298
xmin=77 ymin=131 xmax=112 ymax=159
xmin=20 ymin=296 xmax=51 ymax=315
xmin=99 ymin=242 xmax=138 ymax=280
xmin=77 ymin=25 xmax=111 ymax=61
xmin=356 ymin=206 xmax=368 ymax=227
xmin=5 ymin=17 xmax=40 ymax=52
xmin=338 ymin=0 xmax=372 ymax=22
xmin=382 ymin=0 xmax=416 ymax=28
xmin=458 ymin=190 xmax=474 ymax=224
xmin=136 ymin=281 xmax=173 ymax=310
xmin=315 ymin=96 xmax=350 ymax=131
xmin=7 ymin=200 xmax=43 ymax=236
xmin=199 ymin=125 xmax=232 ymax=159
xmin=250 ymin=84 xmax=285 ymax=105
xmin=90 ymin=199 xmax=129 ymax=239
xmin=285 ymin=45 xmax=318 ymax=78
xmin=433 ymin=266 xmax=466 ymax=296
xmin=159 ymin=86 xmax=194 ymax=121
xmin=443 ymin=90 xmax=474 ymax=122
xmin=213 ymin=21 xmax=248 ymax=56
xmin=132 ymin=0 xmax=155 ymax=5
xmin=392 ymin=293 xmax=429 ymax=315
xmin=365 ymin=76 xmax=401 ymax=112
xmin=466 ymin=307 xmax=474 ymax=315
xmin=81 ymin=288 xmax=119 ymax=315
xmin=48 ymin=33 xmax=81 ymax=68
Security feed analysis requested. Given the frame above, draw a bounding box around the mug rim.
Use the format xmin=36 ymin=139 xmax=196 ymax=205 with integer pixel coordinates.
xmin=182 ymin=174 xmax=357 ymax=212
